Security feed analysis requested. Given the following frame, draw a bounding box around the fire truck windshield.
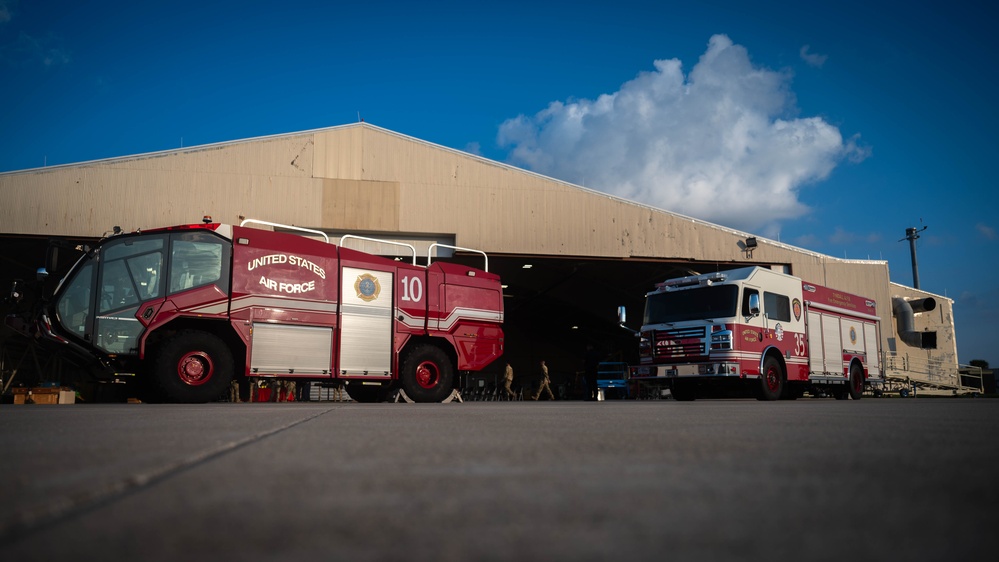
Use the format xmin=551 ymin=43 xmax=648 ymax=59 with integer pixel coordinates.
xmin=644 ymin=285 xmax=739 ymax=325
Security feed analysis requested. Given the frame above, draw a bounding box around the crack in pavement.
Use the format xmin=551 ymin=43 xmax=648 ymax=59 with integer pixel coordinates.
xmin=0 ymin=406 xmax=340 ymax=545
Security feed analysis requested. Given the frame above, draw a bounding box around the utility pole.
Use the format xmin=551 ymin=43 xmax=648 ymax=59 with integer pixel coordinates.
xmin=901 ymin=225 xmax=927 ymax=289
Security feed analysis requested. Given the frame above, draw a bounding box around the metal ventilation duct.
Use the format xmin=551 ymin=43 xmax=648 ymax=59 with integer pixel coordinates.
xmin=891 ymin=296 xmax=937 ymax=349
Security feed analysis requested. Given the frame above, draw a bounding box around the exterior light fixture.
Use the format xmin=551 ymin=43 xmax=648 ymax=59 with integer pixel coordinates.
xmin=745 ymin=237 xmax=758 ymax=249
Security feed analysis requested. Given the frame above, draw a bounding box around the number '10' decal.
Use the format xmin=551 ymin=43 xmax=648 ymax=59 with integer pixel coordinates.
xmin=400 ymin=276 xmax=423 ymax=303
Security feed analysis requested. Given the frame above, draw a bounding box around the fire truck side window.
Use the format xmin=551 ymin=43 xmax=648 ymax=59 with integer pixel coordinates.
xmin=169 ymin=233 xmax=228 ymax=294
xmin=100 ymin=238 xmax=165 ymax=311
xmin=742 ymin=289 xmax=759 ymax=316
xmin=93 ymin=236 xmax=165 ymax=355
xmin=763 ymin=291 xmax=791 ymax=322
xmin=56 ymin=261 xmax=95 ymax=339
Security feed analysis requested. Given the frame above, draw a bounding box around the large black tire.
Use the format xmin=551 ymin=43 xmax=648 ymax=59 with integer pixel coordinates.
xmin=757 ymin=355 xmax=784 ymax=401
xmin=400 ymin=345 xmax=454 ymax=403
xmin=780 ymin=383 xmax=804 ymax=400
xmin=345 ymin=381 xmax=390 ymax=403
xmin=847 ymin=363 xmax=864 ymax=400
xmin=150 ymin=330 xmax=234 ymax=403
xmin=670 ymin=380 xmax=696 ymax=401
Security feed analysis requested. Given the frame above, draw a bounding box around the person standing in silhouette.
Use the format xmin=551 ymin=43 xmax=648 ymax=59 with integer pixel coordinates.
xmin=532 ymin=360 xmax=555 ymax=400
xmin=502 ymin=362 xmax=517 ymax=400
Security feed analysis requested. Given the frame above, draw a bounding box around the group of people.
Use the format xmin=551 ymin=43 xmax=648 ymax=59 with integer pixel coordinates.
xmin=502 ymin=359 xmax=555 ymax=401
xmin=500 ymin=345 xmax=603 ymax=401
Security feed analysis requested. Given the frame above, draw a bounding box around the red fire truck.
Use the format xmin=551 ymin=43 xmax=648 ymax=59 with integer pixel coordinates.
xmin=620 ymin=266 xmax=882 ymax=400
xmin=7 ymin=219 xmax=505 ymax=403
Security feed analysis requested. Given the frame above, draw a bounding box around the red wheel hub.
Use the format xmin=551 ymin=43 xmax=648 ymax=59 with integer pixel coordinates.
xmin=177 ymin=351 xmax=214 ymax=386
xmin=415 ymin=360 xmax=440 ymax=389
xmin=765 ymin=366 xmax=780 ymax=392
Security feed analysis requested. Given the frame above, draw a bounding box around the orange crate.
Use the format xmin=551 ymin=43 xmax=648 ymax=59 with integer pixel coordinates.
xmin=11 ymin=387 xmax=76 ymax=405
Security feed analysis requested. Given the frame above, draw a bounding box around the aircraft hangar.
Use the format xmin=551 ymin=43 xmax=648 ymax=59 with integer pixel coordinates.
xmin=0 ymin=122 xmax=963 ymax=394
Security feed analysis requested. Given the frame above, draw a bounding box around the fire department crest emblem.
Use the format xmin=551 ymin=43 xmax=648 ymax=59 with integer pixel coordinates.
xmin=849 ymin=327 xmax=857 ymax=344
xmin=792 ymin=298 xmax=802 ymax=321
xmin=354 ymin=273 xmax=381 ymax=302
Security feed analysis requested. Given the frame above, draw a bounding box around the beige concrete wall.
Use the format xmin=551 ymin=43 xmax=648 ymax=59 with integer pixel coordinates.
xmin=0 ymin=133 xmax=323 ymax=236
xmin=0 ymin=123 xmax=842 ymax=267
xmin=316 ymin=125 xmax=799 ymax=262
xmin=314 ymin=126 xmax=363 ymax=181
xmin=888 ymin=282 xmax=959 ymax=368
xmin=321 ymin=178 xmax=400 ymax=232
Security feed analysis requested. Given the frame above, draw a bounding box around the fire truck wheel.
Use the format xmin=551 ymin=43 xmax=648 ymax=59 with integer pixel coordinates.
xmin=400 ymin=345 xmax=454 ymax=403
xmin=151 ymin=331 xmax=234 ymax=403
xmin=345 ymin=382 xmax=389 ymax=403
xmin=847 ymin=363 xmax=864 ymax=400
xmin=670 ymin=380 xmax=696 ymax=401
xmin=780 ymin=384 xmax=804 ymax=400
xmin=757 ymin=356 xmax=784 ymax=401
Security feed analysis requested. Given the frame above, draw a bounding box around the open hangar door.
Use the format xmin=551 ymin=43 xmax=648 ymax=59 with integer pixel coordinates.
xmin=453 ymin=254 xmax=749 ymax=398
xmin=0 ymin=234 xmax=97 ymax=390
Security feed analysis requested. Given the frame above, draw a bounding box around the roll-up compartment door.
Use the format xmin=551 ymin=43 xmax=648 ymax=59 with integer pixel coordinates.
xmin=339 ymin=267 xmax=394 ymax=377
xmin=251 ymin=323 xmax=333 ymax=375
xmin=807 ymin=310 xmax=824 ymax=373
xmin=821 ymin=314 xmax=842 ymax=374
xmin=864 ymin=322 xmax=881 ymax=376
xmin=841 ymin=319 xmax=864 ymax=354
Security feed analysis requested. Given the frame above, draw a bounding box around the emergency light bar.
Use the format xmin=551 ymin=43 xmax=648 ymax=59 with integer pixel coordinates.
xmin=655 ymin=272 xmax=727 ymax=289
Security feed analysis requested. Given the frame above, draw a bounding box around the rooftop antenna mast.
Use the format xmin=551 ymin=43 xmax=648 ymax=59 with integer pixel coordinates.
xmin=900 ymin=223 xmax=928 ymax=289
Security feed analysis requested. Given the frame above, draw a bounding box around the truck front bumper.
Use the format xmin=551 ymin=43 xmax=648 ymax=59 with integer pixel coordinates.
xmin=632 ymin=362 xmax=743 ymax=379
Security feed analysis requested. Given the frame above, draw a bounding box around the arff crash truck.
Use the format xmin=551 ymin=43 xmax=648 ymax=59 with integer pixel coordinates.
xmin=619 ymin=266 xmax=884 ymax=401
xmin=6 ymin=219 xmax=505 ymax=403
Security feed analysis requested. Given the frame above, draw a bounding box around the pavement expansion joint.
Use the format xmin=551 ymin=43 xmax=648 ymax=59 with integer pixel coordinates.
xmin=0 ymin=406 xmax=340 ymax=545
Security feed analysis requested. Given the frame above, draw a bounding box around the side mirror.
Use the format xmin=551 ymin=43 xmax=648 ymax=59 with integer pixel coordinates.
xmin=748 ymin=293 xmax=760 ymax=317
xmin=617 ymin=306 xmax=638 ymax=335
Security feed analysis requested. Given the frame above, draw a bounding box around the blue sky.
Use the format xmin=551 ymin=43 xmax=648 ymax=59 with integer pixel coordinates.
xmin=1 ymin=0 xmax=996 ymax=367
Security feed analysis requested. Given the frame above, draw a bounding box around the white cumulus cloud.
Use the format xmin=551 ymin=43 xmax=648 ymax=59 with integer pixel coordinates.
xmin=977 ymin=223 xmax=997 ymax=240
xmin=498 ymin=34 xmax=866 ymax=236
xmin=0 ymin=0 xmax=12 ymax=24
xmin=828 ymin=227 xmax=882 ymax=246
xmin=799 ymin=45 xmax=828 ymax=68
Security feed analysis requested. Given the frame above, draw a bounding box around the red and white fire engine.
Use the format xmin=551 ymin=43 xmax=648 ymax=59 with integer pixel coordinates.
xmin=8 ymin=219 xmax=505 ymax=403
xmin=620 ymin=266 xmax=882 ymax=400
